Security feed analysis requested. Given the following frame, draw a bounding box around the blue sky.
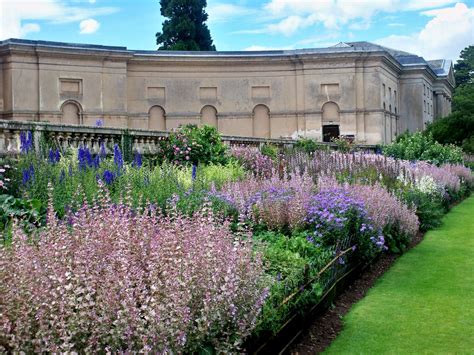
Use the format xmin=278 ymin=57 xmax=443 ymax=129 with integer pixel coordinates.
xmin=1 ymin=0 xmax=473 ymax=60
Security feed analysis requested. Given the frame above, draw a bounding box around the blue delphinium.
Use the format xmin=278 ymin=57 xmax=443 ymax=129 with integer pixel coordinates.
xmin=99 ymin=142 xmax=107 ymax=159
xmin=191 ymin=164 xmax=197 ymax=180
xmin=48 ymin=148 xmax=60 ymax=164
xmin=102 ymin=170 xmax=115 ymax=185
xmin=132 ymin=151 xmax=142 ymax=168
xmin=114 ymin=144 xmax=123 ymax=172
xmin=92 ymin=155 xmax=100 ymax=169
xmin=22 ymin=164 xmax=35 ymax=186
xmin=78 ymin=145 xmax=93 ymax=171
xmin=20 ymin=131 xmax=33 ymax=154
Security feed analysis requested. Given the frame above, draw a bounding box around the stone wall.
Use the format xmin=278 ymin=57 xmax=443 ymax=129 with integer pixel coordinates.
xmin=0 ymin=40 xmax=455 ymax=145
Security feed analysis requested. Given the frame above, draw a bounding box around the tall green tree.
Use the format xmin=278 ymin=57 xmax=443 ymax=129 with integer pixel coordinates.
xmin=453 ymin=45 xmax=474 ymax=87
xmin=425 ymin=46 xmax=474 ymax=153
xmin=156 ymin=0 xmax=216 ymax=51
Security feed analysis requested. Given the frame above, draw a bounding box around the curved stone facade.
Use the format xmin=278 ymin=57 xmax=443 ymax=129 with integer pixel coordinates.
xmin=0 ymin=39 xmax=454 ymax=144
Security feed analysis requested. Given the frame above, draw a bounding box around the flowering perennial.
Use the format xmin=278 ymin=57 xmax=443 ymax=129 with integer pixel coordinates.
xmin=219 ymin=169 xmax=315 ymax=229
xmin=19 ymin=131 xmax=33 ymax=154
xmin=231 ymin=146 xmax=275 ymax=178
xmin=0 ymin=191 xmax=268 ymax=353
xmin=306 ymin=188 xmax=385 ymax=258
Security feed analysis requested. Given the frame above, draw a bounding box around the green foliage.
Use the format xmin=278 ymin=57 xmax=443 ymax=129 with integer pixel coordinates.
xmin=294 ymin=137 xmax=328 ymax=154
xmin=160 ymin=124 xmax=228 ymax=165
xmin=0 ymin=194 xmax=45 ymax=243
xmin=332 ymin=136 xmax=352 ymax=153
xmin=260 ymin=144 xmax=279 ymax=160
xmin=425 ymin=112 xmax=474 ymax=153
xmin=156 ymin=0 xmax=216 ymax=51
xmin=401 ymin=189 xmax=445 ymax=232
xmin=453 ymin=45 xmax=474 ymax=87
xmin=427 ymin=46 xmax=474 ymax=151
xmin=383 ymin=132 xmax=463 ymax=165
xmin=13 ymin=150 xmax=243 ymax=220
xmin=253 ymin=230 xmax=333 ymax=335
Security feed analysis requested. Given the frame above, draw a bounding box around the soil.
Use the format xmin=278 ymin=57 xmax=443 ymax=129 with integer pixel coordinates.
xmin=287 ymin=231 xmax=424 ymax=355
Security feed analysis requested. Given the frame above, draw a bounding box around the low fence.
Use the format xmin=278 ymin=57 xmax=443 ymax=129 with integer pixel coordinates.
xmin=0 ymin=119 xmax=378 ymax=157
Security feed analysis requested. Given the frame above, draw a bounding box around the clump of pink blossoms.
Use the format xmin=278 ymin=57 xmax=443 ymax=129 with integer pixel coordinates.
xmin=0 ymin=188 xmax=268 ymax=353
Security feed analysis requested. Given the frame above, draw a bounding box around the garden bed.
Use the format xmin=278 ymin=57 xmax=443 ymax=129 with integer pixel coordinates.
xmin=0 ymin=125 xmax=472 ymax=353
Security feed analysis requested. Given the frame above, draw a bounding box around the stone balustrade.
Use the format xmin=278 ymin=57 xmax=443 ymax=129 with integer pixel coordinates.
xmin=0 ymin=119 xmax=377 ymax=157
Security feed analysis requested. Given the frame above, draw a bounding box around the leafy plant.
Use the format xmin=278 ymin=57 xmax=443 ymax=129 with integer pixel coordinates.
xmin=384 ymin=132 xmax=463 ymax=165
xmin=160 ymin=124 xmax=228 ymax=165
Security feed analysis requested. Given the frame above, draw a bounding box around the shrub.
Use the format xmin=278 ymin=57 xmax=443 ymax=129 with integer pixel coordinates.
xmin=260 ymin=144 xmax=279 ymax=160
xmin=0 ymin=190 xmax=268 ymax=353
xmin=425 ymin=112 xmax=474 ymax=153
xmin=294 ymin=137 xmax=323 ymax=154
xmin=159 ymin=125 xmax=228 ymax=165
xmin=383 ymin=132 xmax=463 ymax=166
xmin=401 ymin=189 xmax=445 ymax=231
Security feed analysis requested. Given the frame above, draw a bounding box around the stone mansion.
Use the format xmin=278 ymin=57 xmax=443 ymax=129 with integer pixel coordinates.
xmin=0 ymin=39 xmax=454 ymax=144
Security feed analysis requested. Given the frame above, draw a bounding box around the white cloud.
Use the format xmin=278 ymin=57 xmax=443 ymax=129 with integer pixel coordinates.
xmin=0 ymin=0 xmax=118 ymax=39
xmin=79 ymin=18 xmax=99 ymax=34
xmin=257 ymin=0 xmax=459 ymax=34
xmin=20 ymin=23 xmax=41 ymax=36
xmin=376 ymin=3 xmax=474 ymax=60
xmin=207 ymin=3 xmax=255 ymax=23
xmin=89 ymin=0 xmax=96 ymax=3
xmin=388 ymin=22 xmax=405 ymax=27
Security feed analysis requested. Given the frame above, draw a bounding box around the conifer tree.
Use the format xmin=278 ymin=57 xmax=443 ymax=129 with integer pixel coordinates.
xmin=156 ymin=0 xmax=216 ymax=51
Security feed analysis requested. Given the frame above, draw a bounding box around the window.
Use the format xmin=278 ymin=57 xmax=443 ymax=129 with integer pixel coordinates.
xmin=389 ymin=104 xmax=392 ymax=113
xmin=389 ymin=87 xmax=392 ymax=99
xmin=383 ymin=102 xmax=386 ymax=111
xmin=424 ymin=100 xmax=426 ymax=113
xmin=423 ymin=84 xmax=426 ymax=96
xmin=394 ymin=90 xmax=397 ymax=103
xmin=383 ymin=84 xmax=386 ymax=97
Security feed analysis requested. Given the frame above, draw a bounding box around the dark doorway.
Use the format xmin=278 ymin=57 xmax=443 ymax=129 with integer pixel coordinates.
xmin=322 ymin=125 xmax=340 ymax=142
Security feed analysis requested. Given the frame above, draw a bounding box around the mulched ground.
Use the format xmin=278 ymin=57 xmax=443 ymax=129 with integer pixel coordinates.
xmin=288 ymin=232 xmax=424 ymax=355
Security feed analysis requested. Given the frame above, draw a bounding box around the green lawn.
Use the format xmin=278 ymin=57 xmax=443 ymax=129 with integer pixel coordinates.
xmin=326 ymin=196 xmax=474 ymax=354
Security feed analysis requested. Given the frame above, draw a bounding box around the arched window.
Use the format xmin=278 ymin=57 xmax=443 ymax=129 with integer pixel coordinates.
xmin=61 ymin=100 xmax=81 ymax=125
xmin=322 ymin=101 xmax=340 ymax=122
xmin=389 ymin=104 xmax=392 ymax=113
xmin=253 ymin=104 xmax=270 ymax=138
xmin=200 ymin=105 xmax=217 ymax=128
xmin=148 ymin=105 xmax=166 ymax=131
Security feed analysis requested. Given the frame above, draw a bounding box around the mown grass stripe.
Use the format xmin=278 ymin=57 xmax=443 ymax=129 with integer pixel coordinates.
xmin=325 ymin=196 xmax=474 ymax=354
